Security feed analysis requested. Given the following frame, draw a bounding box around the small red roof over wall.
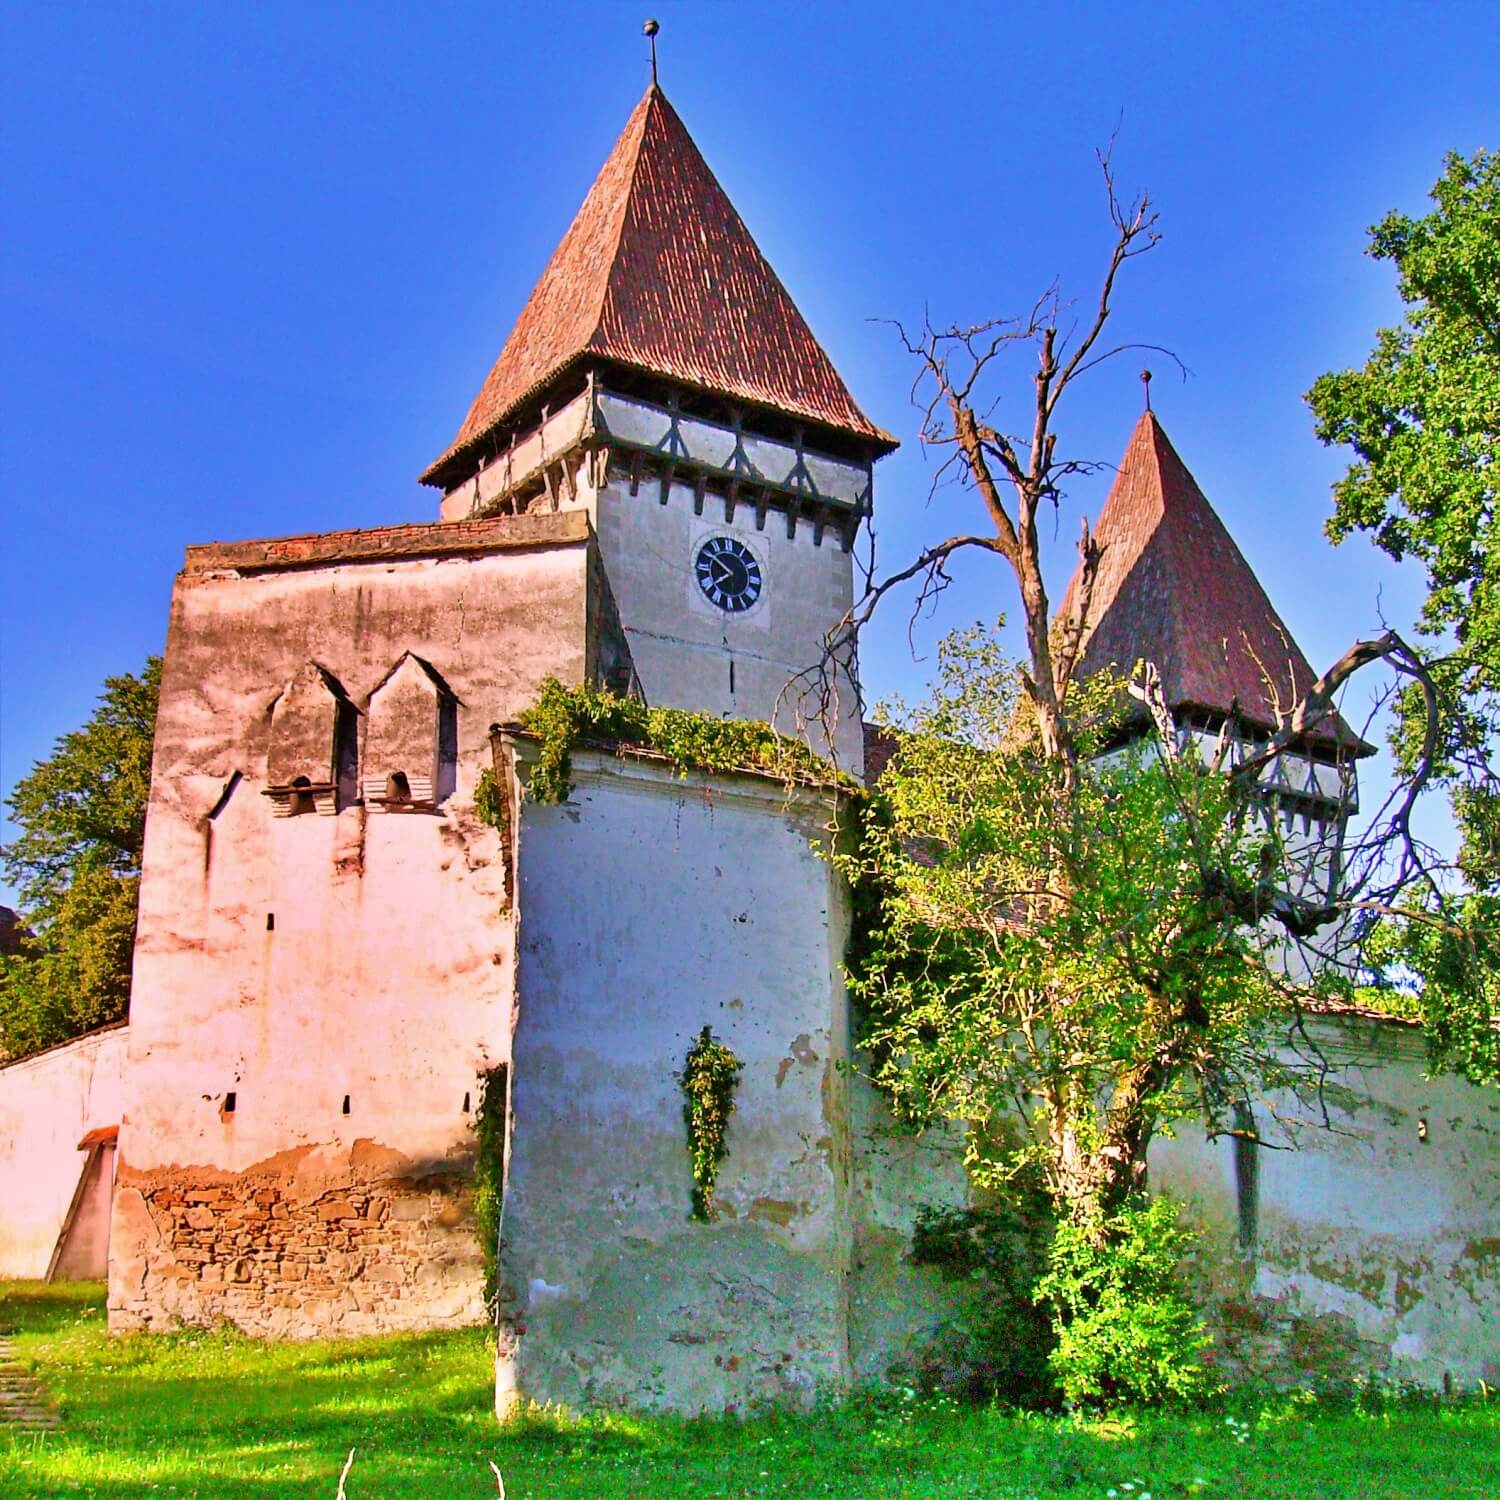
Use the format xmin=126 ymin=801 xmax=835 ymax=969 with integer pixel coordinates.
xmin=422 ymin=85 xmax=893 ymax=488
xmin=0 ymin=906 xmax=25 ymax=958
xmin=1055 ymin=412 xmax=1371 ymax=754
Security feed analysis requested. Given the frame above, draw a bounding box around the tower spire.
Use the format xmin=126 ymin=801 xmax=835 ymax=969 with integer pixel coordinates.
xmin=421 ymin=83 xmax=894 ymax=489
xmin=1055 ymin=411 xmax=1372 ymax=754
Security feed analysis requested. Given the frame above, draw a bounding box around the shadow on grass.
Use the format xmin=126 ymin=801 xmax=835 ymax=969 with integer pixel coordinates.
xmin=0 ymin=1280 xmax=104 ymax=1336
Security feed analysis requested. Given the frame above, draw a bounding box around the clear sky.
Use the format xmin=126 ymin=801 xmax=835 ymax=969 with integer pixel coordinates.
xmin=2 ymin=1 xmax=1497 ymax=900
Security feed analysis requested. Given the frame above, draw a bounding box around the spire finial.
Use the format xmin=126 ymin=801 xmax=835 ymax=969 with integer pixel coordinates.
xmin=644 ymin=18 xmax=659 ymax=86
xmin=1140 ymin=368 xmax=1153 ymax=412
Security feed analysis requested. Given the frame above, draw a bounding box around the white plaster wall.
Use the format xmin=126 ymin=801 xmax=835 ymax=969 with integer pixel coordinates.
xmin=0 ymin=1025 xmax=127 ymax=1277
xmin=502 ymin=748 xmax=854 ymax=1412
xmin=846 ymin=1078 xmax=972 ymax=1381
xmin=590 ymin=477 xmax=865 ymax=774
xmin=111 ymin=532 xmax=601 ymax=1334
xmin=1152 ymin=1015 xmax=1500 ymax=1386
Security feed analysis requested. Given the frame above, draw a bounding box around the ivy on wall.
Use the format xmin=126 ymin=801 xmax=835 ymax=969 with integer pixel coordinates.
xmin=514 ymin=679 xmax=859 ymax=805
xmin=472 ymin=1064 xmax=507 ymax=1317
xmin=680 ymin=1026 xmax=743 ymax=1222
xmin=473 ymin=766 xmax=506 ymax=834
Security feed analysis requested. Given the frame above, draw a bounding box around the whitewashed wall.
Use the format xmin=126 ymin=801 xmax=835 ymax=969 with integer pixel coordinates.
xmin=501 ymin=747 xmax=856 ymax=1412
xmin=1153 ymin=1015 xmax=1500 ymax=1387
xmin=110 ymin=519 xmax=603 ymax=1336
xmin=0 ymin=1024 xmax=127 ymax=1277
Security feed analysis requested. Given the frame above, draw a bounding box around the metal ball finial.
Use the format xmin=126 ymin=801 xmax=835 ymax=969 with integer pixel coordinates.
xmin=644 ymin=18 xmax=660 ymax=84
xmin=1140 ymin=368 xmax=1153 ymax=412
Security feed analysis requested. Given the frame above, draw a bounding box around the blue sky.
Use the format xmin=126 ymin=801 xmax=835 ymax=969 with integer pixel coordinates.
xmin=2 ymin=2 xmax=1497 ymax=900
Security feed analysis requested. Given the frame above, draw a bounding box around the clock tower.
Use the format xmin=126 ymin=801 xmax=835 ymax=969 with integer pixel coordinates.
xmin=420 ymin=85 xmax=897 ymax=772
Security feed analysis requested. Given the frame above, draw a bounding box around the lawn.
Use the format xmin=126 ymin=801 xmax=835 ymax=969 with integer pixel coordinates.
xmin=1 ymin=1282 xmax=1491 ymax=1499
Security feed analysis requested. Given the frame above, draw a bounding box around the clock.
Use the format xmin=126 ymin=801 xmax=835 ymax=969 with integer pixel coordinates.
xmin=694 ymin=536 xmax=763 ymax=613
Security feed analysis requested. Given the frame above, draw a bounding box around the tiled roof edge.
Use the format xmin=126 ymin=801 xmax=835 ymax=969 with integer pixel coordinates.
xmin=183 ymin=510 xmax=592 ymax=575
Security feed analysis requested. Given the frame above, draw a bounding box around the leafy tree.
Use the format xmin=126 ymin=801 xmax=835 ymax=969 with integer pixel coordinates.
xmin=799 ymin=152 xmax=1452 ymax=1398
xmin=1307 ymin=150 xmax=1500 ymax=1083
xmin=839 ymin=626 xmax=1311 ymax=1400
xmin=841 ymin=628 xmax=1294 ymax=1223
xmin=0 ymin=658 xmax=160 ymax=1059
xmin=802 ymin=149 xmax=1436 ymax=1225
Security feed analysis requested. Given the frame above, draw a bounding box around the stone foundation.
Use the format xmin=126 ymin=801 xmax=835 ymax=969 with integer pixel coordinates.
xmin=109 ymin=1144 xmax=484 ymax=1337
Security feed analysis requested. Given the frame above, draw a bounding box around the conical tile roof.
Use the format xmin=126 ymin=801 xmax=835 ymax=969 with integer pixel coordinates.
xmin=422 ymin=85 xmax=894 ymax=488
xmin=1055 ymin=411 xmax=1371 ymax=754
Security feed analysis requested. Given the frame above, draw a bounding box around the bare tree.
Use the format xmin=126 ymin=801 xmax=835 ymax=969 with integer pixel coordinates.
xmin=801 ymin=147 xmax=1460 ymax=1230
xmin=799 ymin=145 xmax=1444 ymax=946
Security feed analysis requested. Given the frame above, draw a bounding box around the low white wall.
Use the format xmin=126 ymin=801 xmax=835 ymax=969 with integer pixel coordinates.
xmin=1153 ymin=1014 xmax=1500 ymax=1387
xmin=502 ymin=746 xmax=855 ymax=1413
xmin=0 ymin=1024 xmax=128 ymax=1278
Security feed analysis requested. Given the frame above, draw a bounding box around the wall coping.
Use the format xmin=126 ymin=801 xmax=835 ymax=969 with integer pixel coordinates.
xmin=182 ymin=510 xmax=591 ymax=576
xmin=498 ymin=733 xmax=850 ymax=817
xmin=0 ymin=1018 xmax=129 ymax=1076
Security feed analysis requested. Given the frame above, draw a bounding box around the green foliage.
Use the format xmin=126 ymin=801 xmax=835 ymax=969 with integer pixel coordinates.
xmin=1365 ymin=894 xmax=1500 ymax=1086
xmin=0 ymin=867 xmax=139 ymax=1059
xmin=1035 ymin=1195 xmax=1217 ymax=1409
xmin=908 ymin=1187 xmax=1057 ymax=1403
xmin=516 ymin=678 xmax=856 ymax=805
xmin=0 ymin=659 xmax=160 ymax=1060
xmin=472 ymin=1065 xmax=507 ymax=1317
xmin=836 ymin=626 xmax=1284 ymax=1217
xmin=679 ymin=1026 xmax=743 ymax=1221
xmin=6 ymin=1281 xmax=1499 ymax=1496
xmin=1307 ymin=151 xmax=1500 ymax=1083
xmin=473 ymin=766 xmax=506 ymax=834
xmin=1308 ymin=150 xmax=1499 ymax=683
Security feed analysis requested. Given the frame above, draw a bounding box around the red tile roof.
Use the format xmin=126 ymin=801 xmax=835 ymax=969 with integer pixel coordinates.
xmin=1055 ymin=412 xmax=1371 ymax=754
xmin=862 ymin=722 xmax=900 ymax=786
xmin=0 ymin=906 xmax=26 ymax=958
xmin=421 ymin=85 xmax=894 ymax=488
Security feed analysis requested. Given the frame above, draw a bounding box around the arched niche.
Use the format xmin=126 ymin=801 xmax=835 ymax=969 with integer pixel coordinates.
xmin=263 ymin=662 xmax=357 ymax=817
xmin=362 ymin=654 xmax=457 ymax=811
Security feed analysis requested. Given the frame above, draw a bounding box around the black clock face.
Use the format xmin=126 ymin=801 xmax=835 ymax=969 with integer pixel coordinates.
xmin=695 ymin=536 xmax=763 ymax=613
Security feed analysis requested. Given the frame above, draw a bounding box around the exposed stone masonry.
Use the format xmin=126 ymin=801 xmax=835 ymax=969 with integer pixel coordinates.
xmin=111 ymin=1157 xmax=484 ymax=1337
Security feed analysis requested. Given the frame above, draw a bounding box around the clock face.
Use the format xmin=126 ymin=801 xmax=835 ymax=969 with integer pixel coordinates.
xmin=694 ymin=536 xmax=763 ymax=613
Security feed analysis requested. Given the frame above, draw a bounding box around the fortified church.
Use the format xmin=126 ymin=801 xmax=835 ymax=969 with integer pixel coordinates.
xmin=1 ymin=81 xmax=1496 ymax=1411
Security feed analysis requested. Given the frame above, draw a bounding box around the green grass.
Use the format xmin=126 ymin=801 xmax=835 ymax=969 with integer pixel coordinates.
xmin=1 ymin=1282 xmax=1494 ymax=1499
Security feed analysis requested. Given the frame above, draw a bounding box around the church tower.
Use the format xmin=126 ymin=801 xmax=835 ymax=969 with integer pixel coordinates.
xmin=1057 ymin=410 xmax=1374 ymax=908
xmin=420 ymin=85 xmax=897 ymax=770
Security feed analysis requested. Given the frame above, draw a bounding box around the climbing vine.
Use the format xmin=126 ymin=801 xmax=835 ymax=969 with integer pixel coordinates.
xmin=472 ymin=1064 xmax=507 ymax=1317
xmin=515 ymin=679 xmax=859 ymax=805
xmin=680 ymin=1026 xmax=743 ymax=1222
xmin=473 ymin=766 xmax=506 ymax=834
